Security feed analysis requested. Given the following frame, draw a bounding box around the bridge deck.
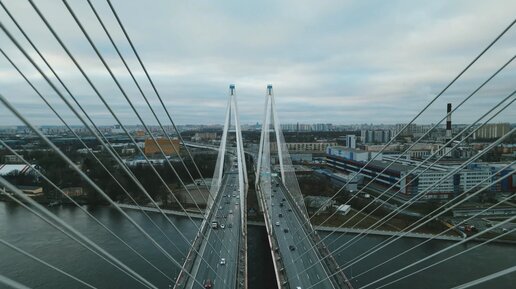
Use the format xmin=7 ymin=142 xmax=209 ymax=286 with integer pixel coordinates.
xmin=176 ymin=169 xmax=245 ymax=289
xmin=260 ymin=177 xmax=353 ymax=289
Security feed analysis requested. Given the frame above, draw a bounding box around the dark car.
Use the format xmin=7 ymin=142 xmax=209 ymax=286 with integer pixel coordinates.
xmin=204 ymin=279 xmax=213 ymax=288
xmin=288 ymin=208 xmax=292 ymax=212
xmin=289 ymin=245 xmax=296 ymax=251
xmin=284 ymin=228 xmax=289 ymax=233
xmin=279 ymin=213 xmax=283 ymax=218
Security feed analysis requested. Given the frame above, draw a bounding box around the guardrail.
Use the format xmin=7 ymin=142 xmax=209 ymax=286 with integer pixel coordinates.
xmin=255 ymin=182 xmax=290 ymax=289
xmin=278 ymin=177 xmax=354 ymax=289
xmin=173 ymin=175 xmax=226 ymax=289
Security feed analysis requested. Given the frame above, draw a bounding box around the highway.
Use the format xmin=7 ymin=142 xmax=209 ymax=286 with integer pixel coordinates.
xmin=187 ymin=166 xmax=244 ymax=289
xmin=270 ymin=177 xmax=337 ymax=289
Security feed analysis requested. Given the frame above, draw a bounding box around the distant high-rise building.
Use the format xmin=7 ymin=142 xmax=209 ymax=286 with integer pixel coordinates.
xmin=312 ymin=123 xmax=333 ymax=132
xmin=473 ymin=123 xmax=511 ymax=140
xmin=279 ymin=123 xmax=333 ymax=132
xmin=395 ymin=123 xmax=416 ymax=137
xmin=360 ymin=129 xmax=392 ymax=144
xmin=346 ymin=135 xmax=356 ymax=149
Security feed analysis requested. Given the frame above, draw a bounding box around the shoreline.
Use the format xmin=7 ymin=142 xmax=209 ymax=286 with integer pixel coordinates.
xmin=3 ymin=201 xmax=513 ymax=245
xmin=119 ymin=204 xmax=516 ymax=244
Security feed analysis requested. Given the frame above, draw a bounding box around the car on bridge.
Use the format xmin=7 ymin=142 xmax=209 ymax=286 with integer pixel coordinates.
xmin=203 ymin=279 xmax=213 ymax=288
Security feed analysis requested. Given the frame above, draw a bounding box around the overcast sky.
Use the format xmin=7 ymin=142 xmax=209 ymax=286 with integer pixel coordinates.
xmin=0 ymin=0 xmax=515 ymax=127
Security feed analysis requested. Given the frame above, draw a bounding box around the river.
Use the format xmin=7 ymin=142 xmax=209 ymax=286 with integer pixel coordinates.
xmin=0 ymin=202 xmax=514 ymax=289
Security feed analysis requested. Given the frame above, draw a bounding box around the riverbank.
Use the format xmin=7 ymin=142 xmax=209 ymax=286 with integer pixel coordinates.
xmin=8 ymin=201 xmax=508 ymax=244
xmin=249 ymin=221 xmax=464 ymax=241
xmin=120 ymin=205 xmax=516 ymax=244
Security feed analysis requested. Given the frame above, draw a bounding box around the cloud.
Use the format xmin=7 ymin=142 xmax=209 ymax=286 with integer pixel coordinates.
xmin=0 ymin=0 xmax=515 ymax=127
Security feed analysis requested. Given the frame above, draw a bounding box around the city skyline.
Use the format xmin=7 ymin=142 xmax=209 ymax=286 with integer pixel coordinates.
xmin=0 ymin=0 xmax=515 ymax=126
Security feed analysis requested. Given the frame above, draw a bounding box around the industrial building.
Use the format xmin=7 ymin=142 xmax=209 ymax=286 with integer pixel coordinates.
xmin=192 ymin=132 xmax=217 ymax=142
xmin=1 ymin=154 xmax=24 ymax=164
xmin=304 ymin=196 xmax=336 ymax=214
xmin=0 ymin=164 xmax=37 ymax=176
xmin=325 ymin=146 xmax=496 ymax=202
xmin=327 ymin=146 xmax=383 ymax=162
xmin=315 ymin=169 xmax=361 ymax=192
xmin=143 ymin=138 xmax=181 ymax=156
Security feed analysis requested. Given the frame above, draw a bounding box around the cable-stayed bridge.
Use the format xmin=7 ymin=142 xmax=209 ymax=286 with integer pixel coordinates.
xmin=175 ymin=85 xmax=248 ymax=289
xmin=0 ymin=1 xmax=514 ymax=289
xmin=255 ymin=85 xmax=352 ymax=289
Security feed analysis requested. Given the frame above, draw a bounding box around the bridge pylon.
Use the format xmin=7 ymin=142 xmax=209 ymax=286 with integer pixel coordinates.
xmin=210 ymin=84 xmax=248 ymax=217
xmin=175 ymin=84 xmax=248 ymax=289
xmin=254 ymin=85 xmax=352 ymax=289
xmin=255 ymin=84 xmax=308 ymax=216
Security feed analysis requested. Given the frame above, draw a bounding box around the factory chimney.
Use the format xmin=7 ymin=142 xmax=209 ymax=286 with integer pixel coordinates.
xmin=444 ymin=103 xmax=453 ymax=157
xmin=446 ymin=103 xmax=452 ymax=141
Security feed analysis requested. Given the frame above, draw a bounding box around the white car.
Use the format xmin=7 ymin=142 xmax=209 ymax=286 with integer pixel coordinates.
xmin=275 ymin=221 xmax=280 ymax=226
xmin=220 ymin=224 xmax=226 ymax=229
xmin=220 ymin=258 xmax=226 ymax=265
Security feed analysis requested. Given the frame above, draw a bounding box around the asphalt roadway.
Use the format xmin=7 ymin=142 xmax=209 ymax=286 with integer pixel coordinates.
xmin=270 ymin=178 xmax=336 ymax=289
xmin=189 ymin=169 xmax=243 ymax=289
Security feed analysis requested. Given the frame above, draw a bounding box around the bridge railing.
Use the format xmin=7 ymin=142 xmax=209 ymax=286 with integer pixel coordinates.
xmin=173 ymin=175 xmax=226 ymax=289
xmin=255 ymin=182 xmax=290 ymax=289
xmin=278 ymin=177 xmax=354 ymax=289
